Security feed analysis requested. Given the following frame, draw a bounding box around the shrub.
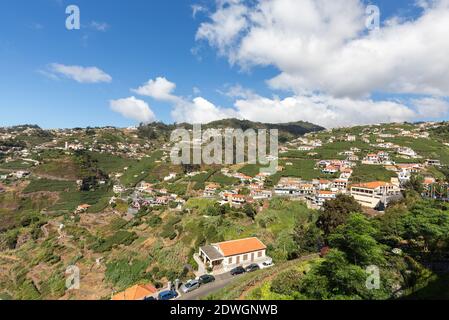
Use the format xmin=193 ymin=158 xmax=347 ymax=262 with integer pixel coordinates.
xmin=91 ymin=231 xmax=138 ymax=253
xmin=147 ymin=215 xmax=162 ymax=227
xmin=270 ymin=269 xmax=303 ymax=296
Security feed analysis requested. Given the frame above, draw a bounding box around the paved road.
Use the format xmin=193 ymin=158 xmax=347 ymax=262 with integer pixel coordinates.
xmin=178 ymin=272 xmax=244 ymax=300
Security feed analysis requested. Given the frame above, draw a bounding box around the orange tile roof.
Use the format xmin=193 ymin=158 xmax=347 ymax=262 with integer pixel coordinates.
xmin=318 ymin=190 xmax=335 ymax=195
xmin=112 ymin=284 xmax=157 ymax=301
xmin=217 ymin=237 xmax=266 ymax=257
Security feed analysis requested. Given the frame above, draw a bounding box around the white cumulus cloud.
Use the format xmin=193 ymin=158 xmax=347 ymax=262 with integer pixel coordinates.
xmin=132 ymin=77 xmax=179 ymax=101
xmin=46 ymin=63 xmax=112 ymax=83
xmin=110 ymin=96 xmax=156 ymax=123
xmin=189 ymin=0 xmax=449 ymax=127
xmin=132 ymin=77 xmax=449 ymax=127
xmin=197 ymin=0 xmax=449 ymax=97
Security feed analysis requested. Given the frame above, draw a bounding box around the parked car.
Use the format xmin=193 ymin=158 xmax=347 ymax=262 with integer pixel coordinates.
xmin=158 ymin=290 xmax=178 ymax=300
xmin=245 ymin=263 xmax=260 ymax=273
xmin=230 ymin=266 xmax=246 ymax=276
xmin=198 ymin=274 xmax=216 ymax=285
xmin=259 ymin=259 xmax=274 ymax=269
xmin=180 ymin=279 xmax=200 ymax=294
xmin=144 ymin=296 xmax=156 ymax=301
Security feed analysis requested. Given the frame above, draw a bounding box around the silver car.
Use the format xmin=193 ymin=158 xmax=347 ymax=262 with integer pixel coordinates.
xmin=180 ymin=279 xmax=200 ymax=293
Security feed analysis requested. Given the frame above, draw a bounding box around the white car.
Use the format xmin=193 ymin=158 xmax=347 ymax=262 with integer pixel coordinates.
xmin=259 ymin=259 xmax=274 ymax=269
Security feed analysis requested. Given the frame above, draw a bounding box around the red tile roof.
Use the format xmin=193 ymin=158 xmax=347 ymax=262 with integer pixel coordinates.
xmin=217 ymin=237 xmax=266 ymax=257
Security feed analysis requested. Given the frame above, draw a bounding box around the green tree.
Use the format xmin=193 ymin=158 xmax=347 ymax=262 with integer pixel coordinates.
xmin=243 ymin=203 xmax=257 ymax=220
xmin=401 ymin=201 xmax=449 ymax=258
xmin=328 ymin=213 xmax=386 ymax=266
xmin=403 ymin=174 xmax=424 ymax=194
xmin=316 ymin=194 xmax=362 ymax=237
xmin=293 ymin=224 xmax=323 ymax=255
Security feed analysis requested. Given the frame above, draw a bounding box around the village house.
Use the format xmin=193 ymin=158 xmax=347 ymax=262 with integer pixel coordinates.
xmin=112 ymin=283 xmax=158 ymax=300
xmin=315 ymin=190 xmax=337 ymax=206
xmin=298 ymin=145 xmax=315 ymax=151
xmin=196 ymin=237 xmax=270 ymax=274
xmin=362 ymin=151 xmax=392 ymax=165
xmin=204 ymin=183 xmax=220 ymax=197
xmin=250 ymin=189 xmax=273 ymax=200
xmin=233 ymin=173 xmax=252 ymax=182
xmin=350 ymin=181 xmax=403 ymax=210
xmin=274 ymin=177 xmax=302 ymax=196
xmin=426 ymin=159 xmax=441 ymax=167
xmin=154 ymin=196 xmax=170 ymax=206
xmin=332 ymin=179 xmax=349 ymax=191
xmin=164 ymin=172 xmax=177 ymax=181
xmin=317 ymin=179 xmax=332 ymax=190
xmin=75 ymin=204 xmax=91 ymax=214
xmin=113 ymin=185 xmax=126 ymax=194
xmin=298 ymin=183 xmax=315 ymax=195
xmin=254 ymin=172 xmax=270 ymax=181
xmin=322 ymin=165 xmax=339 ymax=175
xmin=222 ymin=193 xmax=246 ymax=207
xmin=397 ymin=147 xmax=418 ymax=158
xmin=12 ymin=170 xmax=30 ymax=179
xmin=423 ymin=177 xmax=436 ymax=186
xmin=136 ymin=182 xmax=154 ymax=194
xmin=397 ymin=163 xmax=422 ymax=174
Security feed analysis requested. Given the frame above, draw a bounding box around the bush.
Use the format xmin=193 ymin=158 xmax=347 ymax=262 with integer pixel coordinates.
xmin=91 ymin=231 xmax=138 ymax=253
xmin=271 ymin=269 xmax=303 ymax=296
xmin=147 ymin=215 xmax=162 ymax=227
xmin=105 ymin=258 xmax=151 ymax=290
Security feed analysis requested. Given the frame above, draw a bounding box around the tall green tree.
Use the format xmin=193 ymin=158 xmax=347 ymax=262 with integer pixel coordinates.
xmin=329 ymin=213 xmax=386 ymax=266
xmin=316 ymin=194 xmax=362 ymax=237
xmin=293 ymin=224 xmax=323 ymax=255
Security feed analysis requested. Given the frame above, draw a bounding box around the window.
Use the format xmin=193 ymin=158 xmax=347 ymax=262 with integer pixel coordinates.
xmin=228 ymin=257 xmax=233 ymax=264
xmin=243 ymin=254 xmax=248 ymax=261
xmin=258 ymin=251 xmax=263 ymax=258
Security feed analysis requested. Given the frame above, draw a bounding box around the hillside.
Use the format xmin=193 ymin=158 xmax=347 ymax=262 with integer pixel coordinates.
xmin=136 ymin=118 xmax=325 ymax=143
xmin=1 ymin=121 xmax=449 ymax=300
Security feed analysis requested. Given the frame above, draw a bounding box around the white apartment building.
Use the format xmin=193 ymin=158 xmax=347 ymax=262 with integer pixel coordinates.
xmin=350 ymin=181 xmax=403 ymax=210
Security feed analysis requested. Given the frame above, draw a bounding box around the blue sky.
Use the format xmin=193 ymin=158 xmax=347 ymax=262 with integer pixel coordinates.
xmin=0 ymin=0 xmax=447 ymax=128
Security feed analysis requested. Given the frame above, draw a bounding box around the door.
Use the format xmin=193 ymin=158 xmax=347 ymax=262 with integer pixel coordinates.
xmin=251 ymin=253 xmax=254 ymax=262
xmin=236 ymin=256 xmax=240 ymax=265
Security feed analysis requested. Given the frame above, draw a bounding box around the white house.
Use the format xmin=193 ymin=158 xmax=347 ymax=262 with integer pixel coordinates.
xmin=164 ymin=173 xmax=177 ymax=181
xmin=315 ymin=190 xmax=337 ymax=206
xmin=397 ymin=147 xmax=418 ymax=158
xmin=197 ymin=237 xmax=270 ymax=274
xmin=113 ymin=185 xmax=126 ymax=194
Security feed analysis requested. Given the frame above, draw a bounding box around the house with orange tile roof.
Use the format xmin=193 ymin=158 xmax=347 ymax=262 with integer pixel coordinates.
xmin=322 ymin=165 xmax=339 ymax=174
xmin=315 ymin=190 xmax=337 ymax=206
xmin=197 ymin=237 xmax=270 ymax=274
xmin=111 ymin=283 xmax=157 ymax=300
xmin=74 ymin=204 xmax=91 ymax=214
xmin=222 ymin=193 xmax=247 ymax=207
xmin=203 ymin=183 xmax=220 ymax=197
xmin=350 ymin=181 xmax=402 ymax=210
